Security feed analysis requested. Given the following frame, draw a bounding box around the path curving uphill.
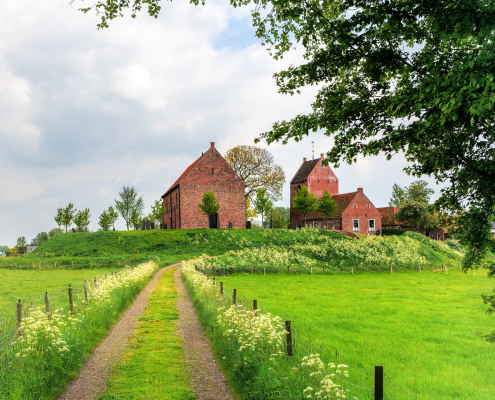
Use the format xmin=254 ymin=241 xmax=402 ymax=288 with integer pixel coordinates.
xmin=58 ymin=263 xmax=180 ymax=400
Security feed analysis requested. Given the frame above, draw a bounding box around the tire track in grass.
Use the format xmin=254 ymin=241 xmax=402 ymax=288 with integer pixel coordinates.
xmin=174 ymin=268 xmax=236 ymax=400
xmin=58 ymin=263 xmax=181 ymax=400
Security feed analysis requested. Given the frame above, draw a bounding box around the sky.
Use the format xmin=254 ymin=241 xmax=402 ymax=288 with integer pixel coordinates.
xmin=0 ymin=0 xmax=446 ymax=246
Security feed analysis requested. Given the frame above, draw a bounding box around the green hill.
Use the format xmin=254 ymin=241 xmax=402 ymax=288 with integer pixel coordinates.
xmin=0 ymin=228 xmax=466 ymax=271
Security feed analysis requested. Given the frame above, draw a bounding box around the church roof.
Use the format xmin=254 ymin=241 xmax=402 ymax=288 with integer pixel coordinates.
xmin=161 ymin=155 xmax=202 ymax=198
xmin=291 ymin=159 xmax=319 ymax=184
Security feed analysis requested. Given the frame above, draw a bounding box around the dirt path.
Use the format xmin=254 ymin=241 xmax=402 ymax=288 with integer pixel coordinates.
xmin=175 ymin=268 xmax=236 ymax=400
xmin=58 ymin=263 xmax=179 ymax=400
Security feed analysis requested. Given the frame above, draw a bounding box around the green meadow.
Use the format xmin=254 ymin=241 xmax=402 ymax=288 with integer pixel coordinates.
xmin=218 ymin=271 xmax=495 ymax=400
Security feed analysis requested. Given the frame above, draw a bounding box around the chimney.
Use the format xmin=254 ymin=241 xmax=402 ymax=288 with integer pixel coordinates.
xmin=357 ymin=187 xmax=363 ymax=193
xmin=303 ymin=158 xmax=307 ymax=162
xmin=320 ymin=153 xmax=324 ymax=159
xmin=210 ymin=142 xmax=215 ymax=148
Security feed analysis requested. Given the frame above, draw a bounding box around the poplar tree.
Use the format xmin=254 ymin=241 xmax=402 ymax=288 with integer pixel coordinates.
xmin=115 ymin=185 xmax=144 ymax=231
xmin=198 ymin=191 xmax=220 ymax=216
xmin=253 ymin=188 xmax=273 ymax=228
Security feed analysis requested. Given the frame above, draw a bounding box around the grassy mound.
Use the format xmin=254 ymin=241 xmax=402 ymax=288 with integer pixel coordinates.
xmin=0 ymin=228 xmax=465 ymax=271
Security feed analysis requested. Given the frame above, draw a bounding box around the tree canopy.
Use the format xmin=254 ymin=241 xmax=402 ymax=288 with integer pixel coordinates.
xmin=225 ymin=145 xmax=285 ymax=202
xmin=115 ymin=185 xmax=145 ymax=230
xmin=197 ymin=190 xmax=220 ymax=216
xmin=316 ymin=190 xmax=337 ymax=229
xmin=253 ymin=188 xmax=273 ymax=227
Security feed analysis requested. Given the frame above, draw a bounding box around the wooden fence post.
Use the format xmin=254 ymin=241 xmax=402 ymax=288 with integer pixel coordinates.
xmin=54 ymin=261 xmax=57 ymax=269
xmin=207 ymin=274 xmax=209 ymax=281
xmin=419 ymin=264 xmax=421 ymax=273
xmin=390 ymin=265 xmax=392 ymax=273
xmin=287 ymin=265 xmax=290 ymax=274
xmin=39 ymin=261 xmax=41 ymax=269
xmin=356 ymin=264 xmax=359 ymax=273
xmin=68 ymin=285 xmax=74 ymax=313
xmin=253 ymin=299 xmax=257 ymax=316
xmin=264 ymin=267 xmax=266 ymax=275
xmin=220 ymin=282 xmax=223 ymax=295
xmin=285 ymin=321 xmax=293 ymax=356
xmin=83 ymin=281 xmax=89 ymax=303
xmin=44 ymin=292 xmax=51 ymax=320
xmin=94 ymin=277 xmax=98 ymax=289
xmin=311 ymin=267 xmax=313 ymax=275
xmin=233 ymin=289 xmax=237 ymax=306
xmin=375 ymin=366 xmax=384 ymax=400
xmin=251 ymin=265 xmax=254 ymax=274
xmin=16 ymin=300 xmax=23 ymax=335
xmin=323 ymin=264 xmax=325 ymax=273
xmin=213 ymin=277 xmax=216 ymax=286
xmin=72 ymin=259 xmax=74 ymax=267
xmin=105 ymin=273 xmax=107 ymax=279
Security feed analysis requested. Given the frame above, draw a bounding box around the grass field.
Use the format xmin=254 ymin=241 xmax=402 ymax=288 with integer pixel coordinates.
xmin=100 ymin=268 xmax=195 ymax=400
xmin=217 ymin=270 xmax=495 ymax=400
xmin=0 ymin=267 xmax=116 ymax=311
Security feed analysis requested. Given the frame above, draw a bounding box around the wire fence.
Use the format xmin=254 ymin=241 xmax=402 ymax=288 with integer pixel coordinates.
xmin=196 ymin=265 xmax=421 ymax=400
xmin=0 ymin=270 xmax=120 ymax=353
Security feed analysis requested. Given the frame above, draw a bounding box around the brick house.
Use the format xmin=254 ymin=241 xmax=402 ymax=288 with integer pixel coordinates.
xmin=376 ymin=206 xmax=449 ymax=240
xmin=161 ymin=143 xmax=245 ymax=229
xmin=289 ymin=155 xmax=382 ymax=235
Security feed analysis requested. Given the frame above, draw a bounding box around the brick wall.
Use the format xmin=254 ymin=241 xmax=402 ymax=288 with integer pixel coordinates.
xmin=163 ymin=187 xmax=180 ymax=229
xmin=306 ymin=154 xmax=339 ymax=197
xmin=163 ymin=143 xmax=245 ymax=229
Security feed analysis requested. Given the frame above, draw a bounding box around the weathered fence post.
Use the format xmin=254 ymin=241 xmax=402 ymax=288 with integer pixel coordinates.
xmin=356 ymin=264 xmax=359 ymax=273
xmin=44 ymin=292 xmax=51 ymax=320
xmin=233 ymin=289 xmax=237 ymax=305
xmin=94 ymin=277 xmax=98 ymax=289
xmin=419 ymin=264 xmax=421 ymax=273
xmin=311 ymin=267 xmax=313 ymax=275
xmin=214 ymin=267 xmax=217 ymax=276
xmin=389 ymin=265 xmax=392 ymax=273
xmin=375 ymin=366 xmax=384 ymax=400
xmin=213 ymin=277 xmax=216 ymax=286
xmin=253 ymin=299 xmax=257 ymax=316
xmin=105 ymin=273 xmax=107 ymax=279
xmin=39 ymin=261 xmax=41 ymax=269
xmin=285 ymin=321 xmax=293 ymax=356
xmin=220 ymin=282 xmax=223 ymax=295
xmin=287 ymin=265 xmax=290 ymax=274
xmin=72 ymin=259 xmax=74 ymax=267
xmin=68 ymin=285 xmax=74 ymax=313
xmin=16 ymin=300 xmax=23 ymax=335
xmin=323 ymin=264 xmax=325 ymax=273
xmin=207 ymin=274 xmax=209 ymax=281
xmin=54 ymin=261 xmax=57 ymax=268
xmin=264 ymin=267 xmax=266 ymax=275
xmin=84 ymin=281 xmax=89 ymax=303
xmin=112 ymin=271 xmax=114 ymax=277
xmin=251 ymin=265 xmax=254 ymax=274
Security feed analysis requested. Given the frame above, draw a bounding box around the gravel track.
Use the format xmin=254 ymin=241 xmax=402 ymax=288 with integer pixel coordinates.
xmin=175 ymin=267 xmax=236 ymax=400
xmin=58 ymin=263 xmax=179 ymax=400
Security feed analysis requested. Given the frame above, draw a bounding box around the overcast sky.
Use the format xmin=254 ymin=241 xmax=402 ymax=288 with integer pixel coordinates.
xmin=0 ymin=0 xmax=446 ymax=246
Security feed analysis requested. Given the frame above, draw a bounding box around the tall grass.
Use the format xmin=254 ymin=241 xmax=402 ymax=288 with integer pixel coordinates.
xmin=0 ymin=262 xmax=158 ymax=400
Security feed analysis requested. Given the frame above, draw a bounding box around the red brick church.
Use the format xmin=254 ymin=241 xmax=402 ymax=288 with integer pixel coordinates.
xmin=161 ymin=143 xmax=245 ymax=229
xmin=290 ymin=154 xmax=382 ymax=235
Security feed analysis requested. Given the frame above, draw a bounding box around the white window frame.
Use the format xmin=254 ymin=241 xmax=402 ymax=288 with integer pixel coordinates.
xmin=353 ymin=219 xmax=359 ymax=232
xmin=369 ymin=219 xmax=375 ymax=232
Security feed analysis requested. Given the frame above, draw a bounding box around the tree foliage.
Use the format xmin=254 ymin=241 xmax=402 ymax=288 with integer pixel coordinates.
xmin=98 ymin=210 xmax=113 ymax=229
xmin=31 ymin=232 xmax=49 ymax=247
xmin=58 ymin=203 xmax=77 ymax=233
xmin=16 ymin=237 xmax=27 ymax=254
xmin=150 ymin=199 xmax=165 ymax=227
xmin=253 ymin=188 xmax=273 ymax=227
xmin=74 ymin=208 xmax=91 ymax=231
xmin=388 ymin=184 xmax=406 ymax=209
xmin=198 ymin=190 xmax=220 ymax=216
xmin=292 ymin=185 xmax=317 ymax=226
xmin=395 ymin=201 xmax=435 ymax=230
xmin=225 ymin=145 xmax=285 ymax=202
xmin=245 ymin=198 xmax=258 ymax=222
xmin=107 ymin=206 xmax=119 ymax=229
xmin=115 ymin=185 xmax=144 ymax=231
xmin=316 ymin=190 xmax=337 ymax=229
